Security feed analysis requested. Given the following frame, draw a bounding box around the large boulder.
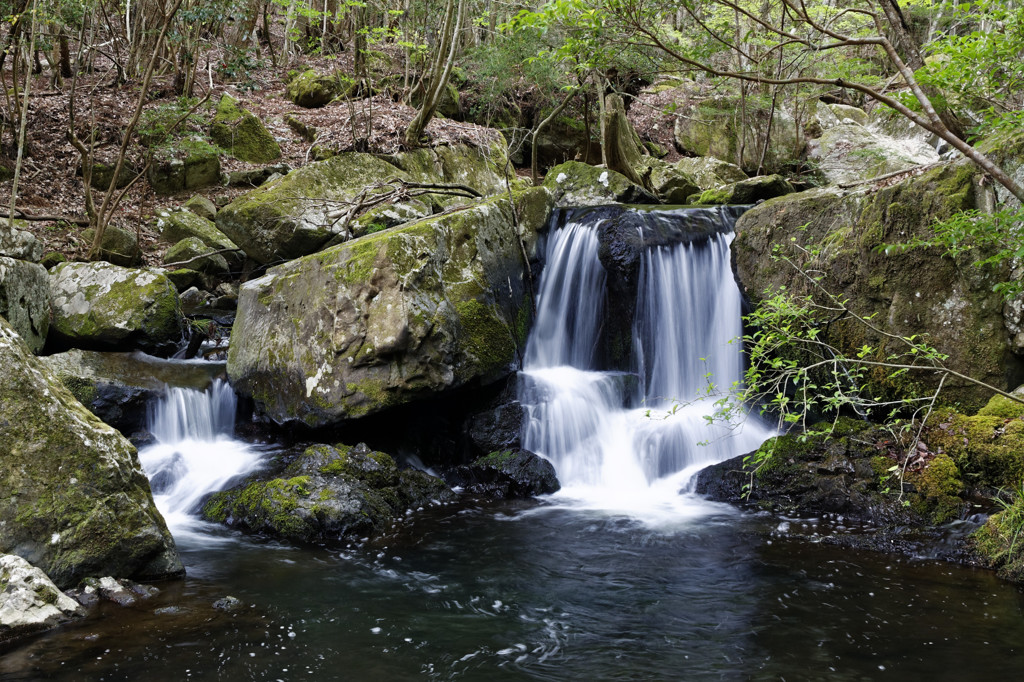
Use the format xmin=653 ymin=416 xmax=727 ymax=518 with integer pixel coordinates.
xmin=0 ymin=316 xmax=183 ymax=588
xmin=809 ymin=123 xmax=939 ymax=186
xmin=733 ymin=160 xmax=1023 ymax=411
xmin=209 ymin=94 xmax=281 ymax=164
xmin=542 ymin=161 xmax=658 ymax=206
xmin=286 ymin=69 xmax=343 ymax=108
xmin=48 ymin=262 xmax=182 ymax=354
xmin=162 ymin=237 xmax=230 ymax=276
xmin=80 ymin=226 xmax=142 ymax=267
xmin=448 ymin=449 xmax=560 ymax=499
xmin=148 ymin=147 xmax=221 ymax=196
xmin=675 ymin=156 xmax=748 ymax=191
xmin=154 ymin=208 xmax=238 ymax=253
xmin=40 ymin=350 xmax=225 ymax=434
xmin=690 ymin=174 xmax=795 ymax=205
xmin=202 ymin=442 xmax=455 ymax=543
xmin=0 ymin=218 xmax=42 ymax=262
xmin=0 ymin=256 xmax=49 ymax=353
xmin=0 ymin=554 xmax=83 ymax=644
xmin=216 ymin=142 xmax=511 ymax=263
xmin=228 ymin=192 xmax=538 ymax=427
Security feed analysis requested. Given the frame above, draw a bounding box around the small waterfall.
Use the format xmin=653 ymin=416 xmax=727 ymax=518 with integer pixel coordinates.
xmin=138 ymin=379 xmax=263 ymax=535
xmin=520 ymin=207 xmax=773 ymax=519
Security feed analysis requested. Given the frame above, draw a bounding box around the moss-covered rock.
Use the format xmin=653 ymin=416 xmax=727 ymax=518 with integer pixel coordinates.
xmin=0 ymin=256 xmax=49 ymax=353
xmin=285 ymin=69 xmax=343 ymax=108
xmin=40 ymin=349 xmax=225 ymax=434
xmin=634 ymin=157 xmax=700 ymax=204
xmin=971 ymin=496 xmax=1024 ymax=582
xmin=0 ymin=316 xmax=183 ymax=589
xmin=227 ymin=194 xmax=533 ymax=427
xmin=48 ymin=262 xmax=182 ymax=354
xmin=922 ymin=407 xmax=1024 ymax=491
xmin=542 ymin=161 xmax=658 ymax=206
xmin=183 ymin=194 xmax=217 ymax=220
xmin=449 ymin=449 xmax=560 ymax=498
xmin=202 ymin=442 xmax=455 ymax=543
xmin=163 ymin=237 xmax=229 ymax=276
xmin=85 ymin=160 xmax=135 ymax=190
xmin=674 ymin=157 xmax=748 ymax=191
xmin=216 ymin=142 xmax=512 ymax=263
xmin=733 ymin=159 xmax=1020 ymax=410
xmin=155 ymin=208 xmax=236 ymax=251
xmin=80 ymin=226 xmax=142 ymax=267
xmin=690 ymin=174 xmax=794 ymax=205
xmin=209 ymin=94 xmax=281 ymax=164
xmin=148 ymin=146 xmax=221 ymax=196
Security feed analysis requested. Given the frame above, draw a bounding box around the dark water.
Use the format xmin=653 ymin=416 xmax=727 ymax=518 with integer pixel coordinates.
xmin=4 ymin=497 xmax=1024 ymax=681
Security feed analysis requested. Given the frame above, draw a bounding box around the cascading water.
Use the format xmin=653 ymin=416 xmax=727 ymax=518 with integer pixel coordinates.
xmin=520 ymin=206 xmax=774 ymax=519
xmin=138 ymin=379 xmax=264 ymax=538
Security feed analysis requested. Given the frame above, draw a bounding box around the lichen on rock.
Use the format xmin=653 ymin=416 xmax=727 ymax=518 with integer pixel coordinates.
xmin=209 ymin=94 xmax=281 ymax=164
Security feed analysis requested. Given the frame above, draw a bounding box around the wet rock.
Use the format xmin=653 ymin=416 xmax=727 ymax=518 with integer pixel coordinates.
xmin=0 ymin=554 xmax=84 ymax=643
xmin=202 ymin=443 xmax=456 ymax=543
xmin=48 ymin=261 xmax=182 ymax=354
xmin=0 ymin=256 xmax=50 ymax=353
xmin=39 ymin=349 xmax=225 ymax=433
xmin=450 ymin=449 xmax=560 ymax=498
xmin=212 ymin=596 xmax=243 ymax=612
xmin=466 ymin=380 xmax=523 ymax=455
xmin=0 ymin=316 xmax=183 ymax=589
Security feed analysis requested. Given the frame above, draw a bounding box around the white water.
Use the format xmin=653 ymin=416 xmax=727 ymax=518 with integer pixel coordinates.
xmin=520 ymin=210 xmax=774 ymax=523
xmin=138 ymin=379 xmax=264 ymax=539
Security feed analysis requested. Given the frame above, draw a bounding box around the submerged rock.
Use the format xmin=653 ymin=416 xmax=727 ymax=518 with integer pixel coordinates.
xmin=227 ymin=193 xmax=537 ymax=427
xmin=0 ymin=256 xmax=50 ymax=353
xmin=203 ymin=443 xmax=455 ymax=543
xmin=0 ymin=316 xmax=183 ymax=589
xmin=0 ymin=554 xmax=83 ymax=644
xmin=39 ymin=349 xmax=225 ymax=433
xmin=48 ymin=262 xmax=182 ymax=354
xmin=449 ymin=449 xmax=560 ymax=498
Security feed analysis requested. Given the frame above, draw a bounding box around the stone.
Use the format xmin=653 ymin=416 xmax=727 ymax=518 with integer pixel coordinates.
xmin=542 ymin=161 xmax=658 ymax=206
xmin=449 ymin=449 xmax=560 ymax=498
xmin=0 ymin=256 xmax=49 ymax=353
xmin=216 ymin=142 xmax=511 ymax=263
xmin=183 ymin=195 xmax=217 ymax=221
xmin=690 ymin=174 xmax=795 ymax=205
xmin=202 ymin=443 xmax=456 ymax=543
xmin=674 ymin=157 xmax=748 ymax=190
xmin=85 ymin=160 xmax=135 ymax=190
xmin=154 ymin=208 xmax=239 ymax=262
xmin=40 ymin=349 xmax=226 ymax=433
xmin=809 ymin=123 xmax=939 ymax=186
xmin=209 ymin=94 xmax=281 ymax=164
xmin=39 ymin=252 xmax=66 ymax=270
xmin=80 ymin=226 xmax=142 ymax=266
xmin=163 ymin=237 xmax=230 ymax=276
xmin=0 ymin=218 xmax=42 ymax=262
xmin=225 ymin=163 xmax=292 ymax=187
xmin=227 ymin=193 xmax=534 ymax=427
xmin=212 ymin=596 xmax=243 ymax=612
xmin=732 ymin=159 xmax=1020 ymax=411
xmin=166 ymin=268 xmax=203 ymax=291
xmin=148 ymin=148 xmax=222 ymax=195
xmin=48 ymin=262 xmax=183 ymax=354
xmin=0 ymin=554 xmax=83 ymax=644
xmin=286 ymin=69 xmax=343 ymax=108
xmin=635 ymin=157 xmax=700 ymax=204
xmin=0 ymin=316 xmax=183 ymax=589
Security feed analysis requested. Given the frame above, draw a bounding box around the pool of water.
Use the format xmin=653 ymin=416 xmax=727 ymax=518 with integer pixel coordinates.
xmin=4 ymin=495 xmax=1024 ymax=680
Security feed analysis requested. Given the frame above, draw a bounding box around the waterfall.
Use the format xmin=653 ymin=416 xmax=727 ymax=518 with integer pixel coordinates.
xmin=138 ymin=379 xmax=264 ymax=535
xmin=519 ymin=207 xmax=773 ymax=517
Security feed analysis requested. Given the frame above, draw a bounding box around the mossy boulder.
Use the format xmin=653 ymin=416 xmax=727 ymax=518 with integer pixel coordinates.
xmin=209 ymin=94 xmax=281 ymax=164
xmin=80 ymin=226 xmax=142 ymax=267
xmin=286 ymin=69 xmax=343 ymax=108
xmin=921 ymin=406 xmax=1024 ymax=491
xmin=155 ymin=208 xmax=237 ymax=252
xmin=0 ymin=256 xmax=50 ymax=353
xmin=543 ymin=161 xmax=658 ymax=206
xmin=674 ymin=157 xmax=748 ymax=191
xmin=809 ymin=123 xmax=939 ymax=186
xmin=449 ymin=449 xmax=560 ymax=498
xmin=635 ymin=157 xmax=700 ymax=204
xmin=0 ymin=218 xmax=42 ymax=262
xmin=148 ymin=147 xmax=221 ymax=196
xmin=40 ymin=349 xmax=225 ymax=434
xmin=733 ymin=159 xmax=1021 ymax=410
xmin=0 ymin=316 xmax=183 ymax=589
xmin=84 ymin=160 xmax=135 ymax=190
xmin=183 ymin=194 xmax=217 ymax=220
xmin=202 ymin=443 xmax=455 ymax=543
xmin=216 ymin=142 xmax=512 ymax=263
xmin=673 ymin=95 xmax=805 ymax=173
xmin=690 ymin=174 xmax=794 ymax=205
xmin=48 ymin=262 xmax=182 ymax=354
xmin=972 ymin=498 xmax=1024 ymax=583
xmin=227 ymin=194 xmax=534 ymax=427
xmin=163 ymin=237 xmax=229 ymax=276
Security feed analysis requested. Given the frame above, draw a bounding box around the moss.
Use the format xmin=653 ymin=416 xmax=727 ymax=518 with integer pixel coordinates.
xmin=59 ymin=375 xmax=98 ymax=407
xmin=971 ymin=496 xmax=1024 ymax=582
xmin=210 ymin=94 xmax=281 ymax=164
xmin=977 ymin=393 xmax=1024 ymax=420
xmin=693 ymin=188 xmax=731 ymax=205
xmin=908 ymin=454 xmax=965 ymax=523
xmin=924 ymin=410 xmax=1024 ymax=490
xmin=454 ymin=298 xmax=516 ymax=370
xmin=286 ymin=69 xmax=342 ymax=108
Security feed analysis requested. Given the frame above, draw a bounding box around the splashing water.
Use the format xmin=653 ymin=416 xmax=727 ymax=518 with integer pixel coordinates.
xmin=138 ymin=379 xmax=264 ymax=539
xmin=519 ymin=207 xmax=774 ymax=524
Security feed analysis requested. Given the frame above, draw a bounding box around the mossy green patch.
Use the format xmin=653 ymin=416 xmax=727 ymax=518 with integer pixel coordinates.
xmin=210 ymin=94 xmax=281 ymax=164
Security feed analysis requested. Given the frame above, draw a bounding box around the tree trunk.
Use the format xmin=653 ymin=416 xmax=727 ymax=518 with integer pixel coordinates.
xmin=404 ymin=0 xmax=464 ymax=146
xmin=532 ymin=87 xmax=577 ymax=185
xmin=601 ymin=93 xmax=652 ymax=191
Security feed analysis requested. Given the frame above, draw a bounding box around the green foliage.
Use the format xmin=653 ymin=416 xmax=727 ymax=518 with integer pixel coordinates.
xmin=973 ymin=480 xmax=1024 ymax=582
